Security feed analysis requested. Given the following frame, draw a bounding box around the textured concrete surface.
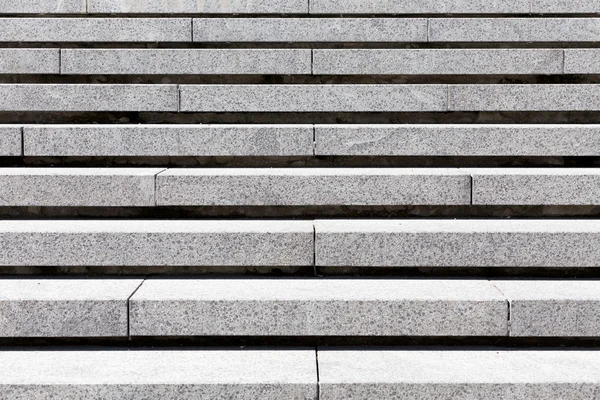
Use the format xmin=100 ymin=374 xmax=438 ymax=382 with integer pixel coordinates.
xmin=130 ymin=279 xmax=507 ymax=337
xmin=0 ymin=85 xmax=178 ymax=112
xmin=430 ymin=18 xmax=600 ymax=42
xmin=61 ymin=49 xmax=311 ymax=75
xmin=313 ymin=49 xmax=562 ymax=75
xmin=493 ymin=280 xmax=600 ymax=337
xmin=0 ymin=168 xmax=161 ymax=207
xmin=315 ymin=125 xmax=600 ymax=156
xmin=0 ymin=49 xmax=59 ymax=74
xmin=470 ymin=169 xmax=600 ymax=205
xmin=565 ymin=49 xmax=600 ymax=74
xmin=0 ymin=18 xmax=191 ymax=42
xmin=449 ymin=85 xmax=600 ymax=112
xmin=319 ymin=350 xmax=600 ymax=400
xmin=532 ymin=0 xmax=600 ymax=13
xmin=0 ymin=350 xmax=318 ymax=399
xmin=0 ymin=279 xmax=141 ymax=337
xmin=0 ymin=0 xmax=85 ymax=13
xmin=156 ymin=169 xmax=471 ymax=206
xmin=0 ymin=126 xmax=21 ymax=156
xmin=315 ymin=220 xmax=600 ymax=268
xmin=193 ymin=18 xmax=428 ymax=42
xmin=89 ymin=0 xmax=308 ymax=13
xmin=310 ymin=0 xmax=529 ymax=13
xmin=180 ymin=85 xmax=447 ymax=112
xmin=0 ymin=220 xmax=313 ymax=267
xmin=24 ymin=125 xmax=313 ymax=156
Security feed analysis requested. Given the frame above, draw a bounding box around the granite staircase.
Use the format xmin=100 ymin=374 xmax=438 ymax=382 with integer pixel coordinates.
xmin=1 ymin=0 xmax=600 ymax=398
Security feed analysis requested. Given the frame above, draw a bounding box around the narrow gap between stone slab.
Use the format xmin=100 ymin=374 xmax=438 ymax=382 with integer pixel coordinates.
xmin=127 ymin=279 xmax=147 ymax=338
xmin=315 ymin=347 xmax=321 ymax=400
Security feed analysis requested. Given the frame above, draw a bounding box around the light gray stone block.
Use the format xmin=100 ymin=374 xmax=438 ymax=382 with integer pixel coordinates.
xmin=0 ymin=126 xmax=21 ymax=156
xmin=0 ymin=220 xmax=313 ymax=267
xmin=0 ymin=350 xmax=318 ymax=399
xmin=0 ymin=168 xmax=161 ymax=207
xmin=310 ymin=0 xmax=530 ymax=14
xmin=0 ymin=279 xmax=141 ymax=337
xmin=449 ymin=85 xmax=600 ymax=112
xmin=470 ymin=168 xmax=600 ymax=205
xmin=24 ymin=125 xmax=313 ymax=156
xmin=89 ymin=0 xmax=308 ymax=13
xmin=313 ymin=49 xmax=563 ymax=75
xmin=315 ymin=220 xmax=600 ymax=268
xmin=0 ymin=84 xmax=178 ymax=111
xmin=180 ymin=85 xmax=447 ymax=112
xmin=0 ymin=0 xmax=85 ymax=13
xmin=156 ymin=169 xmax=471 ymax=206
xmin=130 ymin=279 xmax=507 ymax=337
xmin=193 ymin=18 xmax=428 ymax=42
xmin=493 ymin=280 xmax=600 ymax=337
xmin=0 ymin=49 xmax=59 ymax=74
xmin=564 ymin=49 xmax=600 ymax=74
xmin=316 ymin=125 xmax=600 ymax=156
xmin=430 ymin=18 xmax=600 ymax=42
xmin=0 ymin=18 xmax=191 ymax=42
xmin=318 ymin=350 xmax=600 ymax=399
xmin=533 ymin=0 xmax=600 ymax=13
xmin=61 ymin=49 xmax=311 ymax=75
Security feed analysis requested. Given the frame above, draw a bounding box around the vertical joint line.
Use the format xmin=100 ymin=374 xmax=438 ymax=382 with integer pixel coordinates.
xmin=154 ymin=168 xmax=167 ymax=206
xmin=177 ymin=85 xmax=181 ymax=113
xmin=191 ymin=18 xmax=194 ymax=42
xmin=469 ymin=174 xmax=473 ymax=205
xmin=20 ymin=126 xmax=24 ymax=157
xmin=311 ymin=49 xmax=314 ymax=75
xmin=315 ymin=347 xmax=320 ymax=400
xmin=127 ymin=279 xmax=147 ymax=339
xmin=307 ymin=0 xmax=310 ymax=14
xmin=426 ymin=18 xmax=430 ymax=42
xmin=530 ymin=0 xmax=534 ymax=13
xmin=562 ymin=49 xmax=566 ymax=75
xmin=446 ymin=85 xmax=450 ymax=112
xmin=312 ymin=125 xmax=316 ymax=156
xmin=312 ymin=223 xmax=317 ymax=277
xmin=59 ymin=49 xmax=62 ymax=75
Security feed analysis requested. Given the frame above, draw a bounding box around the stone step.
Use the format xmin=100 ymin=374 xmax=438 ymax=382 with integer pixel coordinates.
xmin=469 ymin=169 xmax=600 ymax=205
xmin=313 ymin=49 xmax=563 ymax=75
xmin=315 ymin=220 xmax=600 ymax=268
xmin=24 ymin=125 xmax=314 ymax=156
xmin=156 ymin=169 xmax=471 ymax=206
xmin=0 ymin=84 xmax=178 ymax=112
xmin=88 ymin=0 xmax=308 ymax=13
xmin=310 ymin=0 xmax=529 ymax=14
xmin=0 ymin=349 xmax=317 ymax=399
xmin=493 ymin=280 xmax=600 ymax=337
xmin=0 ymin=279 xmax=141 ymax=337
xmin=0 ymin=49 xmax=59 ymax=75
xmin=0 ymin=168 xmax=161 ymax=207
xmin=0 ymin=126 xmax=21 ymax=156
xmin=130 ymin=278 xmax=507 ymax=337
xmin=318 ymin=349 xmax=600 ymax=399
xmin=315 ymin=124 xmax=600 ymax=156
xmin=0 ymin=220 xmax=313 ymax=267
xmin=1 ymin=0 xmax=86 ymax=13
xmin=430 ymin=18 xmax=600 ymax=42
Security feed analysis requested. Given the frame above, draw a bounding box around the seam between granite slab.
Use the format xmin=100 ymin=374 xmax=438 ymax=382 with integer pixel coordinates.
xmin=562 ymin=49 xmax=566 ymax=74
xmin=19 ymin=126 xmax=24 ymax=157
xmin=315 ymin=347 xmax=320 ymax=400
xmin=127 ymin=278 xmax=147 ymax=338
xmin=153 ymin=168 xmax=168 ymax=206
xmin=489 ymin=280 xmax=512 ymax=337
xmin=312 ymin=223 xmax=317 ymax=276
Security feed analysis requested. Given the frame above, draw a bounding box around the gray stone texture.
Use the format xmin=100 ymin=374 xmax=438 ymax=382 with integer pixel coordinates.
xmin=0 ymin=168 xmax=161 ymax=207
xmin=156 ymin=169 xmax=471 ymax=206
xmin=315 ymin=125 xmax=600 ymax=156
xmin=0 ymin=0 xmax=85 ymax=13
xmin=0 ymin=279 xmax=141 ymax=337
xmin=0 ymin=350 xmax=318 ymax=399
xmin=180 ymin=85 xmax=447 ymax=112
xmin=0 ymin=49 xmax=59 ymax=74
xmin=89 ymin=0 xmax=308 ymax=13
xmin=24 ymin=125 xmax=313 ymax=156
xmin=130 ymin=279 xmax=507 ymax=337
xmin=429 ymin=18 xmax=600 ymax=42
xmin=61 ymin=49 xmax=311 ymax=75
xmin=449 ymin=85 xmax=600 ymax=112
xmin=0 ymin=84 xmax=178 ymax=112
xmin=0 ymin=220 xmax=313 ymax=267
xmin=565 ymin=49 xmax=600 ymax=74
xmin=313 ymin=49 xmax=563 ymax=75
xmin=310 ymin=0 xmax=530 ymax=13
xmin=470 ymin=169 xmax=600 ymax=205
xmin=532 ymin=0 xmax=600 ymax=13
xmin=315 ymin=220 xmax=600 ymax=268
xmin=318 ymin=350 xmax=600 ymax=400
xmin=0 ymin=18 xmax=191 ymax=42
xmin=493 ymin=280 xmax=600 ymax=337
xmin=0 ymin=126 xmax=21 ymax=156
xmin=193 ymin=18 xmax=428 ymax=43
